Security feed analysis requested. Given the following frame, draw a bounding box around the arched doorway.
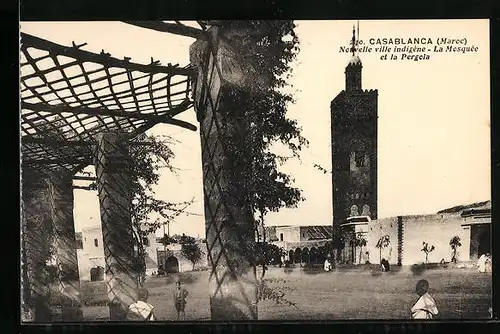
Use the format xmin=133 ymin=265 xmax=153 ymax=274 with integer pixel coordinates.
xmin=310 ymin=247 xmax=318 ymax=264
xmin=165 ymin=256 xmax=179 ymax=273
xmin=302 ymin=248 xmax=310 ymax=263
xmin=90 ymin=266 xmax=104 ymax=281
xmin=478 ymin=229 xmax=491 ymax=256
xmin=288 ymin=250 xmax=294 ymax=264
xmin=294 ymin=248 xmax=302 ymax=264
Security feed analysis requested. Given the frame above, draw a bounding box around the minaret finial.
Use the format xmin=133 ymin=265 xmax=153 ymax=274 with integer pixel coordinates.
xmin=351 ymin=25 xmax=356 ymax=56
xmin=357 ymin=20 xmax=360 ymax=56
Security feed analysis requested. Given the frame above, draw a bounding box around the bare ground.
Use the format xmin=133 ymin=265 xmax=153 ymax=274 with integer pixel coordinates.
xmin=73 ymin=265 xmax=491 ymax=321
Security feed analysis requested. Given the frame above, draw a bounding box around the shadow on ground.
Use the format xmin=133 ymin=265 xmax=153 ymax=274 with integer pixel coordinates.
xmin=49 ymin=265 xmax=491 ymax=321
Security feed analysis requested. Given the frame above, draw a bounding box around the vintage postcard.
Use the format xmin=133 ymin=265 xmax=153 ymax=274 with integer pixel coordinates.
xmin=20 ymin=20 xmax=491 ymax=322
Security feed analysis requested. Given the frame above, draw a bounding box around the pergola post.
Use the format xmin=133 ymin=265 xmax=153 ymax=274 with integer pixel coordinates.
xmin=190 ymin=25 xmax=259 ymax=321
xmin=46 ymin=171 xmax=83 ymax=321
xmin=21 ymin=182 xmax=53 ymax=322
xmin=94 ymin=132 xmax=139 ymax=321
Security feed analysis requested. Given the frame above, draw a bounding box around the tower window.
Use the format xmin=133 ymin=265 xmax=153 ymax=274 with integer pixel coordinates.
xmin=143 ymin=237 xmax=150 ymax=247
xmin=355 ymin=151 xmax=366 ymax=167
xmin=94 ymin=239 xmax=99 ymax=247
xmin=280 ymin=233 xmax=284 ymax=241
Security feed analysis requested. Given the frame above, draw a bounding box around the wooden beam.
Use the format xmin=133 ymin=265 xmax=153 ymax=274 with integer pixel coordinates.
xmin=22 ymin=137 xmax=93 ymax=147
xmin=23 ymin=158 xmax=93 ymax=166
xmin=20 ymin=33 xmax=195 ymax=77
xmin=21 ymin=101 xmax=197 ymax=131
xmin=23 ymin=101 xmax=171 ymax=123
xmin=22 ymin=137 xmax=173 ymax=147
xmin=73 ymin=176 xmax=96 ymax=181
xmin=123 ymin=21 xmax=209 ymax=41
xmin=73 ymin=185 xmax=95 ymax=191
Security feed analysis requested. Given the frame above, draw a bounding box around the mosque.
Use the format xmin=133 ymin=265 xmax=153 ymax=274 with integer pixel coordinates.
xmin=330 ymin=26 xmax=491 ymax=266
xmin=264 ymin=26 xmax=491 ymax=267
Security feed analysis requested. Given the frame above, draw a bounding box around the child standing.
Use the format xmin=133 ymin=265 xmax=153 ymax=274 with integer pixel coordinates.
xmin=411 ymin=279 xmax=438 ymax=319
xmin=173 ymin=280 xmax=189 ymax=320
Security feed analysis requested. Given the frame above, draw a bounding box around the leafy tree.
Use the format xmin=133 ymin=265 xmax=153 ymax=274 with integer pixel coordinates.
xmin=100 ymin=133 xmax=194 ymax=283
xmin=254 ymin=242 xmax=282 ymax=266
xmin=331 ymin=225 xmax=346 ymax=263
xmin=449 ymin=236 xmax=462 ymax=263
xmin=179 ymin=234 xmax=203 ymax=270
xmin=157 ymin=234 xmax=178 ymax=248
xmin=421 ymin=241 xmax=435 ymax=264
xmin=26 ymin=116 xmax=194 ymax=287
xmin=214 ymin=21 xmax=306 ymax=279
xmin=353 ymin=232 xmax=367 ymax=264
xmin=376 ymin=235 xmax=391 ymax=264
xmin=213 ymin=21 xmax=306 ymax=312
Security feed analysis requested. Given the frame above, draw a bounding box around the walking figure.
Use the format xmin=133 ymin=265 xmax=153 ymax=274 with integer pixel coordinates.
xmin=411 ymin=279 xmax=438 ymax=319
xmin=173 ymin=280 xmax=189 ymax=320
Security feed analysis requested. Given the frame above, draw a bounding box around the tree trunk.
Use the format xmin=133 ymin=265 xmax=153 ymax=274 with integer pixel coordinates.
xmin=47 ymin=172 xmax=83 ymax=321
xmin=191 ymin=25 xmax=259 ymax=321
xmin=22 ymin=180 xmax=53 ymax=322
xmin=95 ymin=132 xmax=139 ymax=320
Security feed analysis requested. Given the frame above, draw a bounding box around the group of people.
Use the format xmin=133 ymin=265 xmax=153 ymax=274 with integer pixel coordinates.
xmin=477 ymin=253 xmax=492 ymax=273
xmin=126 ymin=281 xmax=189 ymax=322
xmin=123 ymin=277 xmax=493 ymax=321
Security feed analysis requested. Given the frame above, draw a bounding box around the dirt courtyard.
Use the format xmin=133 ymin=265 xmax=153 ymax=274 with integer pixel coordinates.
xmin=79 ymin=265 xmax=491 ymax=321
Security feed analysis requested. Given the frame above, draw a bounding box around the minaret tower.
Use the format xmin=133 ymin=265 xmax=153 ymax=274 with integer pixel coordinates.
xmin=330 ymin=22 xmax=378 ymax=263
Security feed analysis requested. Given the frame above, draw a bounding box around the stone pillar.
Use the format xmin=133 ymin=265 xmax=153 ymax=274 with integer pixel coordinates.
xmin=94 ymin=132 xmax=139 ymax=320
xmin=190 ymin=24 xmax=266 ymax=321
xmin=47 ymin=172 xmax=83 ymax=321
xmin=21 ymin=181 xmax=53 ymax=322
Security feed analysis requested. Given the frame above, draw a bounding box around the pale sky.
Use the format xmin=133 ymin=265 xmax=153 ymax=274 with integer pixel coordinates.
xmin=20 ymin=20 xmax=490 ymax=238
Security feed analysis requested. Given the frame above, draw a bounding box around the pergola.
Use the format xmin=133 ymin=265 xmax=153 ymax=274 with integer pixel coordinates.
xmin=21 ymin=21 xmax=262 ymax=322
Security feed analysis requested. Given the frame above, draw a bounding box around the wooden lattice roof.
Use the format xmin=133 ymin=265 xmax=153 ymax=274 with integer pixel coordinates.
xmin=20 ymin=31 xmax=197 ymax=175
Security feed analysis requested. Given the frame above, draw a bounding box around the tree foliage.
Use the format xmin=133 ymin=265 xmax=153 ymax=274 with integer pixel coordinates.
xmin=228 ymin=20 xmax=307 ymax=255
xmin=254 ymin=242 xmax=282 ymax=266
xmin=376 ymin=235 xmax=391 ymax=263
xmin=220 ymin=21 xmax=306 ymax=309
xmin=179 ymin=234 xmax=204 ymax=270
xmin=353 ymin=232 xmax=367 ymax=264
xmin=122 ymin=134 xmax=195 ymax=283
xmin=421 ymin=241 xmax=435 ymax=264
xmin=24 ymin=117 xmax=194 ymax=287
xmin=331 ymin=225 xmax=346 ymax=262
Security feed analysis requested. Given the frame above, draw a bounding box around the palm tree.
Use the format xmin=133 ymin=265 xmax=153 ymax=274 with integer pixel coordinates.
xmin=449 ymin=236 xmax=462 ymax=263
xmin=375 ymin=235 xmax=391 ymax=263
xmin=353 ymin=232 xmax=367 ymax=264
xmin=421 ymin=241 xmax=435 ymax=264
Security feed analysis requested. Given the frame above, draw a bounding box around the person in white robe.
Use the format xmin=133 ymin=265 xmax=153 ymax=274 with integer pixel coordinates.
xmin=411 ymin=279 xmax=438 ymax=319
xmin=324 ymin=258 xmax=332 ymax=272
xmin=126 ymin=288 xmax=156 ymax=321
xmin=477 ymin=254 xmax=487 ymax=273
xmin=485 ymin=253 xmax=492 ymax=273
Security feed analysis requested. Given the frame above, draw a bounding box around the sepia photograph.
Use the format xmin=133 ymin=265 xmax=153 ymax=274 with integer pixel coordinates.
xmin=20 ymin=20 xmax=491 ymax=322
